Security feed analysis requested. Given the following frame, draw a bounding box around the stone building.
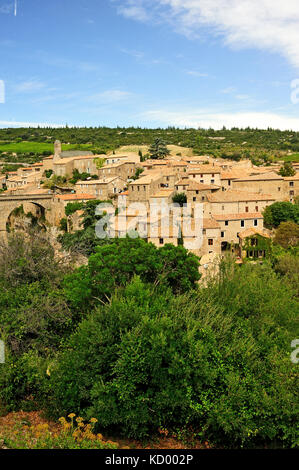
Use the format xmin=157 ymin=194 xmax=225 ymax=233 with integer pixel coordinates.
xmin=75 ymin=176 xmax=126 ymax=199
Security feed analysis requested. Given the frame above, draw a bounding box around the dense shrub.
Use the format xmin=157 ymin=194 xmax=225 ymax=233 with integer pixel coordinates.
xmin=263 ymin=202 xmax=299 ymax=228
xmin=48 ymin=263 xmax=299 ymax=447
xmin=0 ymin=231 xmax=298 ymax=448
xmin=0 ymin=232 xmax=75 ymax=411
xmin=63 ymin=238 xmax=200 ymax=310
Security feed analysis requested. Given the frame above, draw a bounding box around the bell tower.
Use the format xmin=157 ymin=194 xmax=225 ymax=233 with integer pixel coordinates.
xmin=54 ymin=140 xmax=62 ymax=161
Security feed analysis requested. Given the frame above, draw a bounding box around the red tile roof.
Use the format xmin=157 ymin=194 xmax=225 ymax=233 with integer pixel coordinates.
xmin=55 ymin=194 xmax=96 ymax=201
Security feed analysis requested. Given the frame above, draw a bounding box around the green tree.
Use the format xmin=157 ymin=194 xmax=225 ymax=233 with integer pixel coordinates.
xmin=274 ymin=221 xmax=299 ymax=249
xmin=63 ymin=238 xmax=200 ymax=309
xmin=148 ymin=138 xmax=170 ymax=160
xmin=278 ymin=162 xmax=296 ymax=177
xmin=263 ymin=201 xmax=299 ymax=228
xmin=49 ymin=263 xmax=299 ymax=446
xmin=172 ymin=193 xmax=187 ymax=206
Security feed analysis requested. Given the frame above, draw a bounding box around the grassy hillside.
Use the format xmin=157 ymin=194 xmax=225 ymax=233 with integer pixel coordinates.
xmin=0 ymin=142 xmax=96 ymax=154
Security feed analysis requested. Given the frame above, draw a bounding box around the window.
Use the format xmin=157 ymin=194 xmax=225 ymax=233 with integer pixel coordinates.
xmin=278 ymin=187 xmax=281 ymax=191
xmin=137 ymin=186 xmax=140 ymax=191
xmin=208 ymin=239 xmax=213 ymax=246
xmin=159 ymin=238 xmax=164 ymax=245
xmin=222 ymin=205 xmax=225 ymax=211
xmin=255 ymin=206 xmax=258 ymax=212
xmin=290 ymin=181 xmax=294 ymax=187
xmin=245 ymin=206 xmax=249 ymax=212
xmin=228 ymin=180 xmax=231 ymax=186
xmin=203 ymin=229 xmax=206 ymax=235
xmin=143 ymin=186 xmax=146 ymax=191
xmin=225 ymin=220 xmax=229 ymax=226
xmin=200 ymin=180 xmax=204 ymax=183
xmin=196 ymin=190 xmax=199 ymax=194
xmin=211 ymin=179 xmax=215 ymax=183
xmin=212 ymin=173 xmax=214 ymax=177
xmin=290 ymin=190 xmax=294 ymax=196
xmin=241 ymin=220 xmax=245 ymax=227
xmin=202 ymin=196 xmax=205 ymax=201
xmin=221 ymin=231 xmax=225 ymax=238
xmin=193 ymin=197 xmax=196 ymax=201
xmin=254 ymin=219 xmax=258 ymax=226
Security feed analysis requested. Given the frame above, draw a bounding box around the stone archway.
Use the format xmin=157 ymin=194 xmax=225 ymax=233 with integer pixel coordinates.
xmin=0 ymin=194 xmax=54 ymax=238
xmin=6 ymin=201 xmax=47 ymax=233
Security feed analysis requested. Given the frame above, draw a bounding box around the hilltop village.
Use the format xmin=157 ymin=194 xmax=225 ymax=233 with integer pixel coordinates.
xmin=0 ymin=139 xmax=298 ymax=270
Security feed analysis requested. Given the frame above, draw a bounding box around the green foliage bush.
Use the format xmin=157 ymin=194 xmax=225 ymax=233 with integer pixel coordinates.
xmin=278 ymin=162 xmax=296 ymax=177
xmin=0 ymin=232 xmax=75 ymax=411
xmin=263 ymin=202 xmax=299 ymax=228
xmin=65 ymin=201 xmax=83 ymax=216
xmin=0 ymin=231 xmax=298 ymax=448
xmin=49 ymin=261 xmax=299 ymax=447
xmin=63 ymin=238 xmax=200 ymax=310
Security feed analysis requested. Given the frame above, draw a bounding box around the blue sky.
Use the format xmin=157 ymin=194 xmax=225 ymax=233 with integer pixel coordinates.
xmin=0 ymin=0 xmax=299 ymax=129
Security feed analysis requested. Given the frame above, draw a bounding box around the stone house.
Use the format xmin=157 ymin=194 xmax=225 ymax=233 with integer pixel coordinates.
xmin=128 ymin=173 xmax=164 ymax=205
xmin=53 ymin=155 xmax=99 ymax=178
xmin=231 ymin=171 xmax=287 ymax=200
xmin=174 ymin=179 xmax=220 ymax=204
xmin=206 ymin=190 xmax=275 ymax=216
xmin=50 ymin=193 xmax=97 ymax=226
xmin=98 ymin=161 xmax=136 ymax=181
xmin=105 ymin=153 xmax=140 ymax=164
xmin=75 ymin=176 xmax=126 ymax=199
xmin=212 ymin=212 xmax=264 ymax=248
xmin=284 ymin=174 xmax=299 ymax=201
xmin=187 ymin=165 xmax=222 ymax=185
xmin=238 ymin=228 xmax=271 ymax=260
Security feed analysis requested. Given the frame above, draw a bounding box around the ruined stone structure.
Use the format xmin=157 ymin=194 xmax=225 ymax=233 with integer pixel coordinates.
xmin=0 ymin=193 xmax=54 ymax=236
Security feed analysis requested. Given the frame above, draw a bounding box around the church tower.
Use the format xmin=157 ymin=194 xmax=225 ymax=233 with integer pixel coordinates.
xmin=54 ymin=140 xmax=62 ymax=161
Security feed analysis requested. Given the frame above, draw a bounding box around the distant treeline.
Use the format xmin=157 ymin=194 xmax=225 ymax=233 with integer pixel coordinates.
xmin=0 ymin=126 xmax=299 ymax=156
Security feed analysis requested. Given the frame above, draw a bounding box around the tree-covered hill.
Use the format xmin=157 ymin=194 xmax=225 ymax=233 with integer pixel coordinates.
xmin=0 ymin=126 xmax=299 ymax=165
xmin=0 ymin=126 xmax=298 ymax=152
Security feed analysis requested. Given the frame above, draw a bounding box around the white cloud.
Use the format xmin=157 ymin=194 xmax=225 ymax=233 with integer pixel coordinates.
xmin=142 ymin=109 xmax=299 ymax=130
xmin=221 ymin=86 xmax=237 ymax=94
xmin=0 ymin=121 xmax=65 ymax=128
xmin=117 ymin=1 xmax=149 ymax=22
xmin=14 ymin=80 xmax=46 ymax=93
xmin=235 ymin=94 xmax=250 ymax=100
xmin=120 ymin=48 xmax=145 ymax=59
xmin=116 ymin=0 xmax=299 ymax=69
xmin=87 ymin=89 xmax=133 ymax=103
xmin=186 ymin=70 xmax=209 ymax=77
